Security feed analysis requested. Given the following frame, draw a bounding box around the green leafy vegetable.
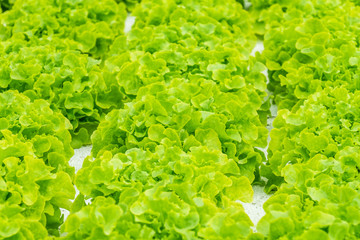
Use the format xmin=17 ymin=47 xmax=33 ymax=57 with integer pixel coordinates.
xmin=5 ymin=0 xmax=360 ymax=238
xmin=256 ymin=0 xmax=360 ymax=109
xmin=62 ymin=0 xmax=270 ymax=238
xmin=250 ymin=1 xmax=360 ymax=239
xmin=0 ymin=0 xmax=128 ymax=148
xmin=0 ymin=91 xmax=77 ymax=237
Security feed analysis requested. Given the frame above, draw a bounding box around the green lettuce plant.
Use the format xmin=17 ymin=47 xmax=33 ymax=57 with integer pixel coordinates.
xmin=265 ymin=87 xmax=360 ymax=188
xmin=255 ymin=87 xmax=360 ymax=239
xmin=0 ymin=91 xmax=76 ymax=238
xmin=255 ymin=0 xmax=360 ymax=109
xmin=0 ymin=0 xmax=129 ymax=148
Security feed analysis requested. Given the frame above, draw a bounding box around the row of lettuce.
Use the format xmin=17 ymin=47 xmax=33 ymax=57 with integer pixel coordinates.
xmin=0 ymin=0 xmax=271 ymax=239
xmin=61 ymin=0 xmax=272 ymax=239
xmin=0 ymin=0 xmax=129 ymax=238
xmin=251 ymin=0 xmax=360 ymax=239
